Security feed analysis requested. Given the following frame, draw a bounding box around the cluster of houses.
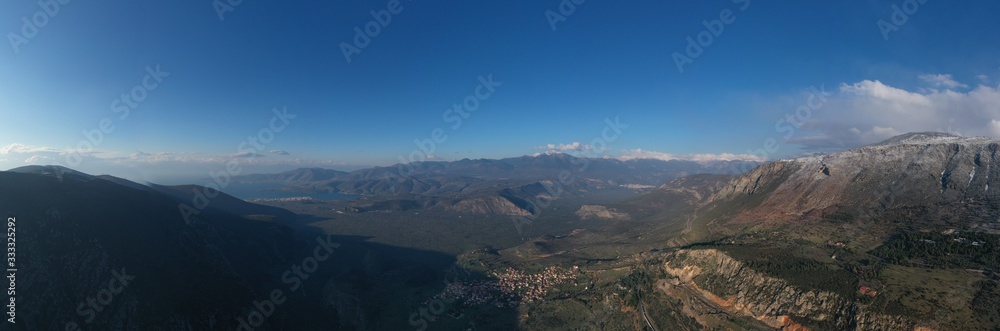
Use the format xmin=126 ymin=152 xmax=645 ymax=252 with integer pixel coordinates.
xmin=858 ymin=285 xmax=878 ymax=297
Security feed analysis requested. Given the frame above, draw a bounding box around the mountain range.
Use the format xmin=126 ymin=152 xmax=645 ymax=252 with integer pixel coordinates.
xmin=3 ymin=132 xmax=998 ymax=330
xmin=226 ymin=154 xmax=759 ymax=217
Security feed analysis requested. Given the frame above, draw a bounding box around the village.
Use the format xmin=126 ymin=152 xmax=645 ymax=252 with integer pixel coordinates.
xmin=427 ymin=265 xmax=581 ymax=310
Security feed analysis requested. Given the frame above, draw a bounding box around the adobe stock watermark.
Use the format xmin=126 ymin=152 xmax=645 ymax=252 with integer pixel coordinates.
xmin=384 ymin=74 xmax=501 ymax=183
xmin=63 ymin=65 xmax=170 ymax=169
xmin=672 ymin=0 xmax=751 ymax=74
xmin=730 ymin=85 xmax=829 ymax=174
xmin=7 ymin=0 xmax=71 ymax=54
xmin=511 ymin=117 xmax=627 ymax=239
xmin=178 ymin=107 xmax=296 ymax=224
xmin=545 ymin=0 xmax=587 ymax=32
xmin=234 ymin=236 xmax=339 ymax=331
xmin=877 ymin=0 xmax=928 ymax=41
xmin=408 ymin=266 xmax=468 ymax=331
xmin=340 ymin=0 xmax=413 ymax=63
xmin=213 ymin=0 xmax=249 ymax=21
xmin=63 ymin=268 xmax=136 ymax=331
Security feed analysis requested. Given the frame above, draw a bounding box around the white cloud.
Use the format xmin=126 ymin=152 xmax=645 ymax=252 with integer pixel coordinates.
xmin=0 ymin=144 xmax=89 ymax=165
xmin=785 ymin=74 xmax=1000 ymax=151
xmin=23 ymin=155 xmax=56 ymax=164
xmin=840 ymin=80 xmax=931 ymax=110
xmin=866 ymin=126 xmax=902 ymax=141
xmin=615 ymin=149 xmax=680 ymax=161
xmin=990 ymin=120 xmax=1000 ymax=136
xmin=919 ymin=74 xmax=968 ymax=89
xmin=535 ymin=141 xmax=613 ymax=157
xmin=269 ymin=150 xmax=290 ymax=155
xmin=227 ymin=152 xmax=264 ymax=158
xmin=0 ymin=143 xmax=62 ymax=155
xmin=977 ymin=74 xmax=990 ymax=84
xmin=617 ymin=149 xmax=766 ymax=162
xmin=122 ymin=151 xmax=199 ymax=163
xmin=538 ymin=141 xmax=595 ymax=153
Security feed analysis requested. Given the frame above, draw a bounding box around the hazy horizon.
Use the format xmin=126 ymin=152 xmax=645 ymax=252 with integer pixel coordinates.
xmin=4 ymin=1 xmax=1000 ymax=183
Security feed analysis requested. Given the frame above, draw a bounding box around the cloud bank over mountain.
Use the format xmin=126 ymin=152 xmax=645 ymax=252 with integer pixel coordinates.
xmin=784 ymin=74 xmax=1000 ymax=151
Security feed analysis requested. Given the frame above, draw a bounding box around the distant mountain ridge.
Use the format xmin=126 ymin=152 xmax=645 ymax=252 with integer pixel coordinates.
xmin=10 ymin=165 xmax=300 ymax=222
xmin=9 ymin=165 xmax=94 ymax=182
xmin=233 ymin=153 xmax=759 ymax=198
xmin=869 ymin=131 xmax=969 ymax=146
xmin=226 ymin=154 xmax=760 ymax=216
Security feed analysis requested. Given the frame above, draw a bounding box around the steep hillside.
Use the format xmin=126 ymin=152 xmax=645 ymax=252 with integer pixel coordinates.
xmin=3 ymin=167 xmax=525 ymax=330
xmin=674 ymin=133 xmax=1000 ymax=244
xmin=148 ymin=183 xmax=298 ymax=222
xmin=651 ymin=133 xmax=1000 ymax=330
xmin=0 ymin=170 xmax=334 ymax=330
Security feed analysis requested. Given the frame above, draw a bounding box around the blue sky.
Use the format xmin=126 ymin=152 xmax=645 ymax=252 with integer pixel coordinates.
xmin=2 ymin=0 xmax=1000 ymax=183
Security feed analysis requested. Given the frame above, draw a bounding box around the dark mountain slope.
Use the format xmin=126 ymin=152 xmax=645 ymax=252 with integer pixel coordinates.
xmin=148 ymin=183 xmax=298 ymax=222
xmin=2 ymin=168 xmax=498 ymax=330
xmin=0 ymin=170 xmax=321 ymax=330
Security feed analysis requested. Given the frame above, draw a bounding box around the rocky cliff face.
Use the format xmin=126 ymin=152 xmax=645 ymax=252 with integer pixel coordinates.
xmin=663 ymin=249 xmax=924 ymax=331
xmin=715 ymin=133 xmax=1000 ymax=227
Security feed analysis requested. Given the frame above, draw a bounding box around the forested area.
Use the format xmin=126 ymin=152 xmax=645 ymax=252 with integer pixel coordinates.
xmin=870 ymin=232 xmax=1000 ymax=271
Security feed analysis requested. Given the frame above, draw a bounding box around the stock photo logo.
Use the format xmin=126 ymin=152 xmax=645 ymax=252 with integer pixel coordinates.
xmin=672 ymin=0 xmax=751 ymax=73
xmin=545 ymin=0 xmax=588 ymax=31
xmin=64 ymin=269 xmax=135 ymax=330
xmin=388 ymin=75 xmax=500 ymax=181
xmin=7 ymin=0 xmax=70 ymax=54
xmin=340 ymin=0 xmax=413 ymax=63
xmin=179 ymin=107 xmax=295 ymax=224
xmin=877 ymin=0 xmax=929 ymax=40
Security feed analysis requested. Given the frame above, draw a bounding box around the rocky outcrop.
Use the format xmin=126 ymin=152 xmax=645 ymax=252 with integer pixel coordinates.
xmin=713 ymin=133 xmax=1000 ymax=225
xmin=718 ymin=161 xmax=800 ymax=197
xmin=442 ymin=195 xmax=532 ymax=216
xmin=663 ymin=249 xmax=926 ymax=331
xmin=575 ymin=205 xmax=630 ymax=220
